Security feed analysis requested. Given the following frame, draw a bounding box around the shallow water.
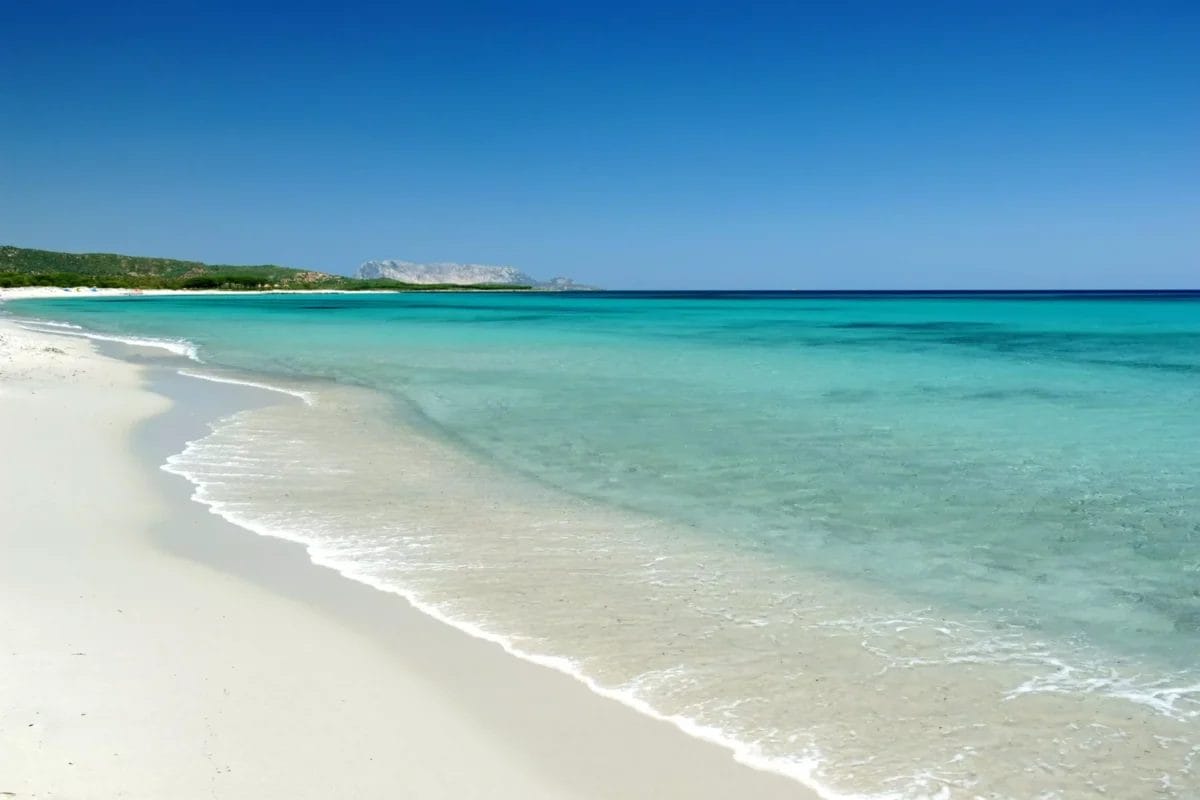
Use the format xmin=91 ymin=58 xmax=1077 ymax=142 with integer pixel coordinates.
xmin=9 ymin=291 xmax=1200 ymax=798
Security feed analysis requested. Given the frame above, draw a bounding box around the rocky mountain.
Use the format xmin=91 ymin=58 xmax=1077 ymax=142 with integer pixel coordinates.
xmin=357 ymin=259 xmax=592 ymax=290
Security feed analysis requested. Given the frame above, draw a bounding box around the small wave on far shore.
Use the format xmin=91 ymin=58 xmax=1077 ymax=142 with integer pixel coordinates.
xmin=13 ymin=318 xmax=202 ymax=361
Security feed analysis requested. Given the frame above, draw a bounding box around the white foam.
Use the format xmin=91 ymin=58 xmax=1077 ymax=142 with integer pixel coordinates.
xmin=1011 ymin=666 xmax=1200 ymax=721
xmin=15 ymin=319 xmax=201 ymax=361
xmin=818 ymin=608 xmax=1200 ymax=726
xmin=12 ymin=317 xmax=317 ymax=405
xmin=23 ymin=319 xmax=83 ymax=329
xmin=161 ymin=419 xmax=895 ymax=800
xmin=176 ymin=368 xmax=317 ymax=406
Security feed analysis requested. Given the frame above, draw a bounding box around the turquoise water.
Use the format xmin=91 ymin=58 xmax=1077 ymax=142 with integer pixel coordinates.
xmin=9 ymin=292 xmax=1200 ymax=798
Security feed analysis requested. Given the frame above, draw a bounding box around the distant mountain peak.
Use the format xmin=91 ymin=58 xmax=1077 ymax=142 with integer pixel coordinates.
xmin=357 ymin=259 xmax=594 ymax=290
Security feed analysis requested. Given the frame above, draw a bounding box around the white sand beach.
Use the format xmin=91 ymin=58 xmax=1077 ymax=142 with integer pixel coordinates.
xmin=0 ymin=318 xmax=809 ymax=799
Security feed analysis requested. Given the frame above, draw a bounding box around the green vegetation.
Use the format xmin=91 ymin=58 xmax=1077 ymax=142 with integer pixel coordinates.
xmin=0 ymin=246 xmax=531 ymax=291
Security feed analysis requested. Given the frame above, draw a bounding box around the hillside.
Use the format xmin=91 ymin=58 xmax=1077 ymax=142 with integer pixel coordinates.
xmin=0 ymin=246 xmax=531 ymax=291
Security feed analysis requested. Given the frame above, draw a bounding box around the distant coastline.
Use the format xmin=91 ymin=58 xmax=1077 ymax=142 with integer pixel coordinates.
xmin=0 ymin=286 xmax=536 ymax=303
xmin=1 ymin=244 xmax=538 ymax=292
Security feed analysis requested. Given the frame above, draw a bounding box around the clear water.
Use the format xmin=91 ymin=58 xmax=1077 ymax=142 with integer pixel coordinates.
xmin=9 ymin=292 xmax=1200 ymax=798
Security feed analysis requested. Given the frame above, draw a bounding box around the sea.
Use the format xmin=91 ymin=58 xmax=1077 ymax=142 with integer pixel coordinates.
xmin=7 ymin=291 xmax=1200 ymax=799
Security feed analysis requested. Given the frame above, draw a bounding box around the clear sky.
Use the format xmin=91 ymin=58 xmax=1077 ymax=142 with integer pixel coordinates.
xmin=2 ymin=1 xmax=1196 ymax=288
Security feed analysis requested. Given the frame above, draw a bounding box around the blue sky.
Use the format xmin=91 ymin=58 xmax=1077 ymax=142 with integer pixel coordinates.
xmin=2 ymin=1 xmax=1196 ymax=288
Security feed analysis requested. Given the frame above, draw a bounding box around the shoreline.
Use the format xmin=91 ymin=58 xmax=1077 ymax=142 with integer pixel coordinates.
xmin=0 ymin=318 xmax=810 ymax=799
xmin=6 ymin=298 xmax=1200 ymax=798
